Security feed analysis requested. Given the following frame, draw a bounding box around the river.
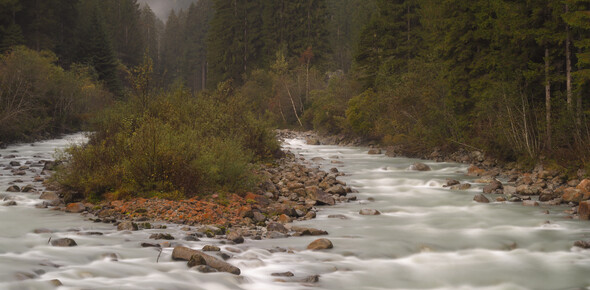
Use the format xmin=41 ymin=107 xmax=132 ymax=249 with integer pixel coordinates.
xmin=0 ymin=135 xmax=589 ymax=289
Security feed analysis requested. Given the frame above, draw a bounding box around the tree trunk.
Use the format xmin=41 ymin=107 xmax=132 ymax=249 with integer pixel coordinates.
xmin=284 ymin=80 xmax=303 ymax=127
xmin=566 ymin=4 xmax=573 ymax=111
xmin=545 ymin=46 xmax=551 ymax=150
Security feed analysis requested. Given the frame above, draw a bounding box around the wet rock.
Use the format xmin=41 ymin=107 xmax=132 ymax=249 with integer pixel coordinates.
xmin=267 ymin=222 xmax=288 ymax=234
xmin=451 ymin=183 xmax=471 ymax=190
xmin=359 ymin=208 xmax=381 ymax=215
xmin=21 ymin=184 xmax=35 ymax=192
xmin=328 ymin=214 xmax=348 ymax=219
xmin=574 ymin=240 xmax=590 ymax=249
xmin=539 ymin=193 xmax=555 ymax=202
xmin=217 ymin=252 xmax=231 ymax=260
xmin=117 ymin=221 xmax=138 ymax=231
xmin=202 ymin=245 xmax=220 ymax=251
xmin=473 ymin=194 xmax=490 ymax=203
xmin=307 ymin=238 xmax=333 ymax=250
xmin=503 ymin=186 xmax=516 ymax=195
xmin=100 ymin=253 xmax=119 ymax=261
xmin=301 ymin=274 xmax=320 ymax=283
xmin=12 ymin=170 xmax=26 ymax=176
xmin=496 ymin=196 xmax=506 ymax=202
xmin=141 ymin=243 xmax=160 ymax=248
xmin=172 ymin=246 xmax=241 ymax=275
xmin=149 ymin=233 xmax=175 ymax=240
xmin=446 ymin=179 xmax=460 ymax=187
xmin=483 ymin=180 xmax=503 ymax=194
xmin=9 ymin=161 xmax=20 ymax=166
xmin=577 ymin=179 xmax=590 ymax=195
xmin=193 ymin=265 xmax=218 ymax=273
xmin=187 ymin=254 xmax=206 ymax=267
xmin=51 ymin=238 xmax=77 ymax=247
xmin=579 ymin=201 xmax=590 ymax=220
xmin=516 ymin=185 xmax=540 ymax=196
xmin=291 ymin=226 xmax=328 ymax=236
xmin=65 ymin=202 xmax=86 ymax=213
xmin=272 ymin=271 xmax=294 ymax=277
xmin=306 ymin=186 xmax=335 ymax=206
xmin=39 ymin=191 xmax=61 ymax=206
xmin=4 ymin=200 xmax=17 ymax=206
xmin=48 ymin=279 xmax=63 ymax=286
xmin=267 ymin=231 xmax=289 ymax=239
xmin=326 ymin=185 xmax=347 ymax=196
xmin=226 ymin=231 xmax=244 ymax=244
xmin=330 ymin=167 xmax=339 ymax=173
xmin=368 ymin=149 xmax=381 ymax=154
xmin=6 ymin=185 xmax=20 ymax=192
xmin=311 ymin=157 xmax=325 ymax=162
xmin=410 ymin=162 xmax=431 ymax=171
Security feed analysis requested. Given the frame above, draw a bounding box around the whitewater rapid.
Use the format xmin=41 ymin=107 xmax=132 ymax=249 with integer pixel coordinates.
xmin=0 ymin=135 xmax=589 ymax=289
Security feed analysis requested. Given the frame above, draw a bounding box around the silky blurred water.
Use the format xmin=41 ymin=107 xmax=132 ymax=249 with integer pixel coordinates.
xmin=0 ymin=135 xmax=589 ymax=289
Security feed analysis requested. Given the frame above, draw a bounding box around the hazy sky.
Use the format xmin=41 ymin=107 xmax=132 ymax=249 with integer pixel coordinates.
xmin=137 ymin=0 xmax=198 ymax=21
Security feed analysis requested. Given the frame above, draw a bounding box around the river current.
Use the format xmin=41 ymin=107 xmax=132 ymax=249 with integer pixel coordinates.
xmin=0 ymin=135 xmax=589 ymax=289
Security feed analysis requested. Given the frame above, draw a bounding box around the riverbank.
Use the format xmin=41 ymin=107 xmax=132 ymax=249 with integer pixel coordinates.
xmin=295 ymin=129 xmax=590 ymax=221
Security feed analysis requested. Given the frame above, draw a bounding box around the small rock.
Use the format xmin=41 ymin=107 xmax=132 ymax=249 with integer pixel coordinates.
xmin=202 ymin=245 xmax=220 ymax=251
xmin=368 ymin=149 xmax=381 ymax=154
xmin=48 ymin=279 xmax=63 ymax=286
xmin=307 ymin=238 xmax=333 ymax=250
xmin=227 ymin=231 xmax=244 ymax=244
xmin=301 ymin=274 xmax=320 ymax=283
xmin=149 ymin=233 xmax=175 ymax=240
xmin=6 ymin=185 xmax=20 ymax=192
xmin=410 ymin=162 xmax=431 ymax=171
xmin=51 ymin=238 xmax=77 ymax=247
xmin=141 ymin=243 xmax=160 ymax=248
xmin=9 ymin=161 xmax=20 ymax=166
xmin=451 ymin=183 xmax=472 ymax=190
xmin=473 ymin=194 xmax=490 ymax=203
xmin=271 ymin=271 xmax=294 ymax=277
xmin=574 ymin=240 xmax=590 ymax=249
xmin=496 ymin=196 xmax=506 ymax=202
xmin=100 ymin=253 xmax=119 ymax=261
xmin=327 ymin=214 xmax=348 ymax=219
xmin=4 ymin=200 xmax=17 ymax=206
xmin=267 ymin=231 xmax=289 ymax=239
xmin=291 ymin=226 xmax=328 ymax=236
xmin=117 ymin=221 xmax=138 ymax=231
xmin=359 ymin=208 xmax=381 ymax=215
xmin=446 ymin=179 xmax=460 ymax=187
xmin=21 ymin=184 xmax=35 ymax=192
xmin=253 ymin=211 xmax=266 ymax=223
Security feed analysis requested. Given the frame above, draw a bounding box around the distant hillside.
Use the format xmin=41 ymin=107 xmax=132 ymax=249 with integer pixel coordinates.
xmin=137 ymin=0 xmax=197 ymax=20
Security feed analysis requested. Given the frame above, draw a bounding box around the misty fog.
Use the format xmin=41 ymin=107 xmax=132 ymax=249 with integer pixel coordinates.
xmin=137 ymin=0 xmax=198 ymax=20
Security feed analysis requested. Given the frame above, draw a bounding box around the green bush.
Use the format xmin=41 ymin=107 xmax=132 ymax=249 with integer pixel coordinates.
xmin=55 ymin=81 xmax=279 ymax=200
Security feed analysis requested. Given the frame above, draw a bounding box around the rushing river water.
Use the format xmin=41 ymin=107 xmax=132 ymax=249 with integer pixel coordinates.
xmin=0 ymin=135 xmax=589 ymax=290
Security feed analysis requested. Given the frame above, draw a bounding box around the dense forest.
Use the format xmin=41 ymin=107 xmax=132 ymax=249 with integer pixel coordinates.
xmin=1 ymin=0 xmax=589 ymax=197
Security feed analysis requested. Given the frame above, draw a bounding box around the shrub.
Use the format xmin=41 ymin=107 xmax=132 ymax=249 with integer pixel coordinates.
xmin=55 ymin=81 xmax=279 ymax=200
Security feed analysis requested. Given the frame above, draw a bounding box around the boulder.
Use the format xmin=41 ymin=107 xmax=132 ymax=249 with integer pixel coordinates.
xmin=577 ymin=179 xmax=590 ymax=195
xmin=307 ymin=238 xmax=333 ymax=250
xmin=51 ymin=238 xmax=77 ymax=247
xmin=359 ymin=208 xmax=381 ymax=215
xmin=306 ymin=186 xmax=335 ymax=206
xmin=172 ymin=246 xmax=241 ymax=275
xmin=187 ymin=254 xmax=207 ymax=267
xmin=39 ymin=191 xmax=60 ymax=206
xmin=6 ymin=185 xmax=20 ymax=192
xmin=410 ymin=162 xmax=431 ymax=171
xmin=252 ymin=211 xmax=266 ymax=223
xmin=117 ymin=221 xmax=138 ymax=231
xmin=65 ymin=202 xmax=86 ymax=213
xmin=267 ymin=222 xmax=288 ymax=234
xmin=483 ymin=180 xmax=503 ymax=194
xmin=579 ymin=201 xmax=590 ymax=221
xmin=226 ymin=231 xmax=244 ymax=244
xmin=516 ymin=185 xmax=540 ymax=196
xmin=562 ymin=188 xmax=583 ymax=203
xmin=368 ymin=149 xmax=382 ymax=155
xmin=473 ymin=194 xmax=490 ymax=203
xmin=326 ymin=185 xmax=347 ymax=196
